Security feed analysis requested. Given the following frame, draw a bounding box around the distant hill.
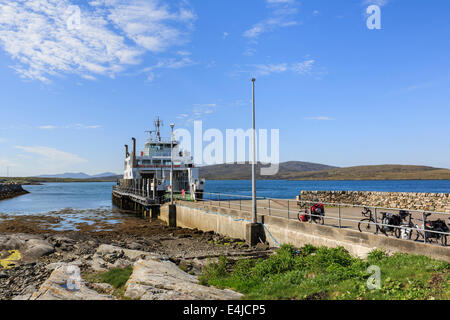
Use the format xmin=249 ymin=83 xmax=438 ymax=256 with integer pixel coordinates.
xmin=90 ymin=175 xmax=122 ymax=181
xmin=199 ymin=161 xmax=337 ymax=180
xmin=28 ymin=164 xmax=450 ymax=182
xmin=37 ymin=172 xmax=119 ymax=179
xmin=284 ymin=165 xmax=450 ymax=180
xmin=199 ymin=163 xmax=450 ymax=180
xmin=91 ymin=172 xmax=118 ymax=178
xmin=37 ymin=172 xmax=91 ymax=179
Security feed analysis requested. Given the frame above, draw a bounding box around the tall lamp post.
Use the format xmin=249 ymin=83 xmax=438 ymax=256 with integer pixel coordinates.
xmin=246 ymin=78 xmax=263 ymax=246
xmin=251 ymin=78 xmax=257 ymax=224
xmin=170 ymin=123 xmax=175 ymax=205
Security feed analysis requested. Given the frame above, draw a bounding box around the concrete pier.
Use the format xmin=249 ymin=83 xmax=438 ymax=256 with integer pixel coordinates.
xmin=158 ymin=201 xmax=450 ymax=263
xmin=111 ymin=185 xmax=450 ymax=262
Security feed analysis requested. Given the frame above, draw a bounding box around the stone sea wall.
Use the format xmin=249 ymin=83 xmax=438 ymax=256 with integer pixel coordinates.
xmin=299 ymin=190 xmax=450 ymax=213
xmin=0 ymin=184 xmax=28 ymax=201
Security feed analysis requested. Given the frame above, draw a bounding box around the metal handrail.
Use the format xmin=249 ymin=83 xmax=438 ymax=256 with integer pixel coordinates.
xmin=176 ymin=191 xmax=450 ymax=245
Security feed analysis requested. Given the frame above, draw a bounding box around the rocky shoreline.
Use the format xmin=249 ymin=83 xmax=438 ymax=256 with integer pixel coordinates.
xmin=0 ymin=183 xmax=29 ymax=201
xmin=0 ymin=215 xmax=273 ymax=300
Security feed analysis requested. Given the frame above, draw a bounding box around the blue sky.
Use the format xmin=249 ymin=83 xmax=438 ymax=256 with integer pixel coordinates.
xmin=0 ymin=0 xmax=449 ymax=176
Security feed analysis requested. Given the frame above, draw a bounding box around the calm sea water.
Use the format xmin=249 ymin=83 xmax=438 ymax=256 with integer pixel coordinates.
xmin=0 ymin=180 xmax=449 ymax=215
xmin=205 ymin=180 xmax=450 ymax=199
xmin=0 ymin=182 xmax=115 ymax=214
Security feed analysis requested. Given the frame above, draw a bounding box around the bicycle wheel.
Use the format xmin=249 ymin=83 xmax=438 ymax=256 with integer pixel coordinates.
xmin=394 ymin=226 xmax=402 ymax=239
xmin=297 ymin=211 xmax=307 ymax=222
xmin=358 ymin=218 xmax=376 ymax=233
xmin=312 ymin=216 xmax=324 ymax=225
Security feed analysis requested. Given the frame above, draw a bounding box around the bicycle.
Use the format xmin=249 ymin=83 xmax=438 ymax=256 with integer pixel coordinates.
xmin=413 ymin=214 xmax=448 ymax=246
xmin=395 ymin=211 xmax=419 ymax=240
xmin=297 ymin=202 xmax=325 ymax=225
xmin=358 ymin=207 xmax=379 ymax=234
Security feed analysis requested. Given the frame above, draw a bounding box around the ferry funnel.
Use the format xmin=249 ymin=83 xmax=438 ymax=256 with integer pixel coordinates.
xmin=132 ymin=137 xmax=136 ymax=167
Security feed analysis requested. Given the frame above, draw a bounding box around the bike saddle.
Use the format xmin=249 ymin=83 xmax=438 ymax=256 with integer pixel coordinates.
xmin=424 ymin=213 xmax=432 ymax=217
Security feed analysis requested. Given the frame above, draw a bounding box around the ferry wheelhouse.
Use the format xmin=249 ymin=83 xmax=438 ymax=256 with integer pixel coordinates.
xmin=123 ymin=118 xmax=205 ymax=200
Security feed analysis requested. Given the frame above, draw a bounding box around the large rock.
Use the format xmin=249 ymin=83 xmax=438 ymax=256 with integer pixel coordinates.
xmin=0 ymin=183 xmax=28 ymax=200
xmin=88 ymin=244 xmax=160 ymax=272
xmin=125 ymin=258 xmax=243 ymax=300
xmin=0 ymin=234 xmax=54 ymax=266
xmin=0 ymin=234 xmax=42 ymax=251
xmin=93 ymin=244 xmax=242 ymax=300
xmin=22 ymin=239 xmax=54 ymax=261
xmin=30 ymin=264 xmax=112 ymax=300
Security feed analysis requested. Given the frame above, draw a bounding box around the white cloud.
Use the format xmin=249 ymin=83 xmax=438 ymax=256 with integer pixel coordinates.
xmin=143 ymin=57 xmax=196 ymax=72
xmin=0 ymin=137 xmax=5 ymax=143
xmin=177 ymin=113 xmax=188 ymax=119
xmin=305 ymin=116 xmax=335 ymax=121
xmin=243 ymin=48 xmax=257 ymax=57
xmin=243 ymin=0 xmax=299 ymax=39
xmin=230 ymin=99 xmax=249 ymax=107
xmin=66 ymin=124 xmax=101 ymax=129
xmin=39 ymin=125 xmax=57 ymax=130
xmin=0 ymin=0 xmax=196 ymax=82
xmin=267 ymin=0 xmax=294 ymax=3
xmin=38 ymin=124 xmax=101 ymax=130
xmin=253 ymin=63 xmax=288 ymax=76
xmin=140 ymin=56 xmax=196 ymax=80
xmin=292 ymin=60 xmax=315 ymax=75
xmin=14 ymin=145 xmax=87 ymax=164
xmin=193 ymin=103 xmax=216 ymax=108
xmin=362 ymin=0 xmax=388 ymax=7
xmin=405 ymin=82 xmax=434 ymax=92
xmin=95 ymin=0 xmax=195 ymax=52
xmin=234 ymin=59 xmax=317 ymax=77
xmin=177 ymin=50 xmax=191 ymax=56
xmin=177 ymin=103 xmax=218 ymax=125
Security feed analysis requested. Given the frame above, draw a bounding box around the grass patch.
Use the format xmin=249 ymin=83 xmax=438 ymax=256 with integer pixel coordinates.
xmin=96 ymin=266 xmax=134 ymax=289
xmin=84 ymin=266 xmax=134 ymax=299
xmin=199 ymin=245 xmax=450 ymax=300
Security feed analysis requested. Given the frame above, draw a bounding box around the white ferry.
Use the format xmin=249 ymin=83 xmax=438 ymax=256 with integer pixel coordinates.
xmin=123 ymin=117 xmax=205 ymax=200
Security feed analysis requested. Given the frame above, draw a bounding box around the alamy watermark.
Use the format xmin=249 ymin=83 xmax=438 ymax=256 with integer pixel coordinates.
xmin=65 ymin=5 xmax=81 ymax=30
xmin=366 ymin=5 xmax=381 ymax=30
xmin=66 ymin=265 xmax=81 ymax=291
xmin=366 ymin=265 xmax=381 ymax=290
xmin=174 ymin=121 xmax=280 ymax=176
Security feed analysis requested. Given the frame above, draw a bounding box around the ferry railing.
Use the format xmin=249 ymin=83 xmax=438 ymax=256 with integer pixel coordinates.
xmin=176 ymin=192 xmax=450 ymax=247
xmin=113 ymin=185 xmax=153 ymax=199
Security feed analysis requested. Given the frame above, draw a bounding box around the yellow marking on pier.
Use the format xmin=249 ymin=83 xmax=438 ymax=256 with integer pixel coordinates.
xmin=0 ymin=250 xmax=21 ymax=269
